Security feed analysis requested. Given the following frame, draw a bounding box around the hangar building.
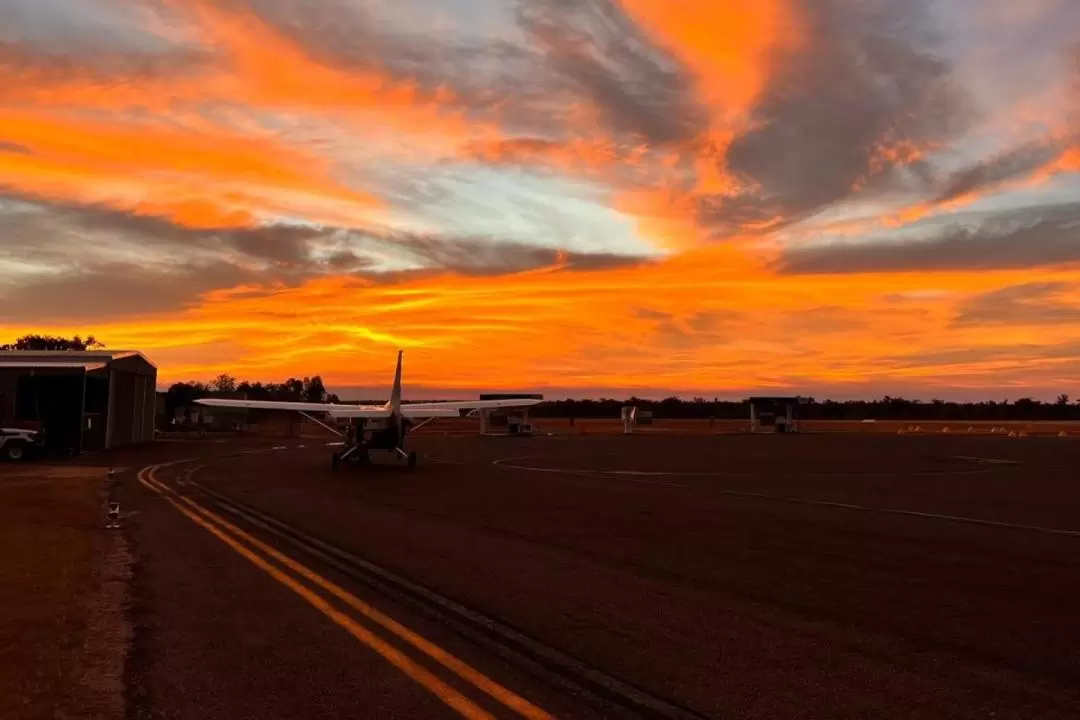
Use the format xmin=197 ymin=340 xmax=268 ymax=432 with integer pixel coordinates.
xmin=478 ymin=393 xmax=543 ymax=434
xmin=0 ymin=350 xmax=157 ymax=455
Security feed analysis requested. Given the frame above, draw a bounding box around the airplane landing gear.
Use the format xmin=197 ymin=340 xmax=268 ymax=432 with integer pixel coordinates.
xmin=407 ymin=451 xmax=417 ymax=470
xmin=332 ymin=445 xmax=374 ymax=471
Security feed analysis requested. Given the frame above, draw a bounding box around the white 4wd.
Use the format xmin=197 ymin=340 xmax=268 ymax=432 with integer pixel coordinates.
xmin=0 ymin=428 xmax=42 ymax=461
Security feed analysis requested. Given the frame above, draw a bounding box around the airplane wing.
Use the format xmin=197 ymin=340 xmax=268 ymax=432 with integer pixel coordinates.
xmin=195 ymin=396 xmax=541 ymax=420
xmin=195 ymin=398 xmax=339 ymax=413
xmin=195 ymin=398 xmax=392 ymax=418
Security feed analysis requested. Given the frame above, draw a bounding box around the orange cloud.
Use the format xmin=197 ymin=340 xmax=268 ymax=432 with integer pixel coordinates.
xmin=613 ymin=187 xmax=707 ymax=250
xmin=0 ymin=110 xmax=381 ymax=228
xmin=461 ymin=136 xmax=633 ymax=175
xmin=0 ymin=0 xmax=495 ymax=163
xmin=7 ymin=244 xmax=1079 ymax=395
xmin=617 ymin=1 xmax=800 ymax=196
xmin=619 ymin=0 xmax=800 ymax=121
xmin=1039 ymin=144 xmax=1080 ymax=177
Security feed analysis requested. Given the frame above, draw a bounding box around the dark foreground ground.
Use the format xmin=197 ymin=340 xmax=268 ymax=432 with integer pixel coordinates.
xmin=5 ymin=432 xmax=1080 ymax=719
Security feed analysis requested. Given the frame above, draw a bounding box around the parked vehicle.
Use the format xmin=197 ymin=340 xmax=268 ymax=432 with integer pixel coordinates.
xmin=0 ymin=428 xmax=44 ymax=461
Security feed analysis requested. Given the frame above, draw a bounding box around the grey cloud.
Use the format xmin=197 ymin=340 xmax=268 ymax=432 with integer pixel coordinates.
xmin=632 ymin=307 xmax=671 ymax=322
xmin=783 ymin=307 xmax=871 ymax=334
xmin=952 ymin=282 xmax=1080 ymax=327
xmin=895 ymin=339 xmax=1080 ymax=368
xmin=934 ymin=140 xmax=1069 ymax=205
xmin=630 ymin=308 xmax=735 ymax=348
xmin=0 ymin=196 xmax=328 ymax=269
xmin=233 ymin=0 xmax=710 ymax=145
xmin=0 ymin=196 xmax=648 ymax=319
xmin=780 ymin=203 xmax=1080 ymax=274
xmin=222 ymin=0 xmax=546 ymax=125
xmin=1 ymin=262 xmax=259 ymax=322
xmin=0 ymin=40 xmax=210 ymax=81
xmin=516 ymin=0 xmax=709 ymax=146
xmin=215 ymin=0 xmax=375 ymax=67
xmin=702 ymin=0 xmax=969 ymax=233
xmin=341 ymin=230 xmax=648 ymax=277
xmin=0 ymin=142 xmax=32 ymax=155
xmin=0 ymin=0 xmax=211 ymax=81
xmin=0 ymin=198 xmax=326 ymax=320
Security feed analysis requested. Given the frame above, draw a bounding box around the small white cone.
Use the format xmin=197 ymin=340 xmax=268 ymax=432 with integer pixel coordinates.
xmin=1059 ymin=431 xmax=1068 ymax=438
xmin=1008 ymin=431 xmax=1017 ymax=438
xmin=967 ymin=427 xmax=975 ymax=433
xmin=942 ymin=427 xmax=950 ymax=433
xmin=1018 ymin=431 xmax=1028 ymax=438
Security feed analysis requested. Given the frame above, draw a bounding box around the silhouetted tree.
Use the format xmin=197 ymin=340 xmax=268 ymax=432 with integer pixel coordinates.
xmin=213 ymin=374 xmax=238 ymax=393
xmin=1 ymin=334 xmax=105 ymax=351
xmin=303 ymin=376 xmax=328 ymax=403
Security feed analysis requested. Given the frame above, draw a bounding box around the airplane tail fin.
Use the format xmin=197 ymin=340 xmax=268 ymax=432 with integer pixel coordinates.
xmin=388 ymin=350 xmax=403 ymax=413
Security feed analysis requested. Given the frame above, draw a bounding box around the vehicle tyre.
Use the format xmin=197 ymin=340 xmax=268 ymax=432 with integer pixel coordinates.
xmin=3 ymin=442 xmax=26 ymax=461
xmin=331 ymin=452 xmax=340 ymax=470
xmin=407 ymin=451 xmax=417 ymax=469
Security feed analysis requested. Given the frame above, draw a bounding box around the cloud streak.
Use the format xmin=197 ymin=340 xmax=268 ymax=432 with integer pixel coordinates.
xmin=781 ymin=203 xmax=1080 ymax=274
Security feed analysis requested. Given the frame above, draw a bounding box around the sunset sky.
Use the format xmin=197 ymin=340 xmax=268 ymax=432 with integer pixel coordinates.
xmin=2 ymin=0 xmax=1079 ymax=399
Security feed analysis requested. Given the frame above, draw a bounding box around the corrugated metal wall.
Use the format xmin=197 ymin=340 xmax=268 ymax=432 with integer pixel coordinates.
xmin=105 ymin=356 xmax=157 ymax=448
xmin=109 ymin=371 xmax=135 ymax=447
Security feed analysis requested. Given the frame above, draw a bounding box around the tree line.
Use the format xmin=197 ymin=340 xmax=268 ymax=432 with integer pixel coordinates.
xmin=163 ymin=374 xmax=339 ymax=422
xmin=0 ymin=334 xmax=105 ymax=351
xmin=530 ymin=395 xmax=1080 ymax=421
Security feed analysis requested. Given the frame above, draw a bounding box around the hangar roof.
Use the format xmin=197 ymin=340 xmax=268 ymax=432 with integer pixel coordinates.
xmin=0 ymin=350 xmax=156 ymax=369
xmin=0 ymin=361 xmax=107 ymax=371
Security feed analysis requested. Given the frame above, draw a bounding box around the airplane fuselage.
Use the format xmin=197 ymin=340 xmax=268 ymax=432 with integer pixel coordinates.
xmin=335 ymin=415 xmax=416 ymax=469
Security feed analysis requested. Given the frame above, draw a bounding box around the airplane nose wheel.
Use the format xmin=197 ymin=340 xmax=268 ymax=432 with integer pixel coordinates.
xmin=407 ymin=452 xmax=417 ymax=470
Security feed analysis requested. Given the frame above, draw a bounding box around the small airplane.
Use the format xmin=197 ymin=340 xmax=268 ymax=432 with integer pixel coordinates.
xmin=195 ymin=351 xmax=542 ymax=469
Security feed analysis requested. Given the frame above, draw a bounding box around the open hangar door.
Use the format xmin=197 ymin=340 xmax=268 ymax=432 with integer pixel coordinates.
xmin=0 ymin=365 xmax=108 ymax=456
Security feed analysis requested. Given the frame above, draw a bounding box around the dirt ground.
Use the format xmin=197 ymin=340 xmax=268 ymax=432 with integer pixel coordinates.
xmin=0 ymin=463 xmax=130 ymax=720
xmin=4 ymin=426 xmax=1080 ymax=719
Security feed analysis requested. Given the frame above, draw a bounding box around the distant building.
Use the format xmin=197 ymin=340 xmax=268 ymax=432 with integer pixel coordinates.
xmin=478 ymin=393 xmax=543 ymax=434
xmin=747 ymin=396 xmax=806 ymax=433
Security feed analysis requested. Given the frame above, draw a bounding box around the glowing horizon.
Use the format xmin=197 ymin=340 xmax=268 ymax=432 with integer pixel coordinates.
xmin=2 ymin=0 xmax=1079 ymax=400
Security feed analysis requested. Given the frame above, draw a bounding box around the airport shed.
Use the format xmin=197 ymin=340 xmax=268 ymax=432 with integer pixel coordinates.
xmin=478 ymin=393 xmax=543 ymax=434
xmin=747 ymin=396 xmax=807 ymax=433
xmin=0 ymin=350 xmax=157 ymax=455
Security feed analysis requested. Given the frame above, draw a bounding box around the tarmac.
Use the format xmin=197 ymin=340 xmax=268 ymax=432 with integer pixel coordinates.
xmin=9 ymin=430 xmax=1080 ymax=719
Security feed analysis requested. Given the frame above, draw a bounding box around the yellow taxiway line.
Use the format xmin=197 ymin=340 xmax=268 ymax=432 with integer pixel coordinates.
xmin=137 ymin=463 xmax=555 ymax=720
